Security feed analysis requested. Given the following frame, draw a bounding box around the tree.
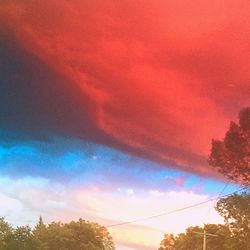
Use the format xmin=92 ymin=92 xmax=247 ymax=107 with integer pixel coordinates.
xmin=202 ymin=224 xmax=233 ymax=250
xmin=216 ymin=191 xmax=250 ymax=250
xmin=32 ymin=216 xmax=49 ymax=250
xmin=0 ymin=217 xmax=115 ymax=250
xmin=159 ymin=234 xmax=175 ymax=250
xmin=32 ymin=217 xmax=115 ymax=250
xmin=208 ymin=107 xmax=250 ymax=185
xmin=9 ymin=226 xmax=34 ymax=250
xmin=0 ymin=218 xmax=13 ymax=250
xmin=59 ymin=219 xmax=115 ymax=250
xmin=159 ymin=224 xmax=233 ymax=250
xmin=89 ymin=222 xmax=115 ymax=250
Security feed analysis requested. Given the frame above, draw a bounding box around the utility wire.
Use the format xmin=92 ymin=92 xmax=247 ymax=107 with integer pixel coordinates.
xmin=3 ymin=186 xmax=247 ymax=227
xmin=106 ymin=186 xmax=246 ymax=228
xmin=203 ymin=180 xmax=230 ymax=223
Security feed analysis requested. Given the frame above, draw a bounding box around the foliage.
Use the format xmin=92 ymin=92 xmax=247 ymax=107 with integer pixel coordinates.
xmin=159 ymin=191 xmax=250 ymax=250
xmin=158 ymin=234 xmax=175 ymax=250
xmin=208 ymin=107 xmax=250 ymax=185
xmin=216 ymin=191 xmax=250 ymax=250
xmin=0 ymin=218 xmax=13 ymax=250
xmin=0 ymin=217 xmax=115 ymax=250
xmin=159 ymin=224 xmax=233 ymax=250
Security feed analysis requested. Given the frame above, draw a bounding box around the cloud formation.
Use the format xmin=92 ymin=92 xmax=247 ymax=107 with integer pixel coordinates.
xmin=1 ymin=0 xmax=250 ymax=176
xmin=0 ymin=176 xmax=224 ymax=249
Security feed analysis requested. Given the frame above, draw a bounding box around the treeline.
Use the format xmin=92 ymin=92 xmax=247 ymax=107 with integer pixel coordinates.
xmin=159 ymin=191 xmax=250 ymax=250
xmin=0 ymin=217 xmax=115 ymax=250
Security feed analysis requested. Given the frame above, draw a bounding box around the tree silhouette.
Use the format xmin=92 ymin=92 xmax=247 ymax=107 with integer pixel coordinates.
xmin=208 ymin=107 xmax=250 ymax=185
xmin=216 ymin=192 xmax=250 ymax=249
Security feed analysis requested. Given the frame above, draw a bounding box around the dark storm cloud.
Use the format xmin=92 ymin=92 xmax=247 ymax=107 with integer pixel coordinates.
xmin=1 ymin=1 xmax=250 ymax=177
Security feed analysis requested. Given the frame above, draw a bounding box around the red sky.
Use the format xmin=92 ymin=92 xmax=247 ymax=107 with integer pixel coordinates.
xmin=1 ymin=0 xmax=250 ymax=177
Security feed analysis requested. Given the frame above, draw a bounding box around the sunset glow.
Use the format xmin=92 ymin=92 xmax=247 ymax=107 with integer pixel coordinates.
xmin=0 ymin=1 xmax=250 ymax=249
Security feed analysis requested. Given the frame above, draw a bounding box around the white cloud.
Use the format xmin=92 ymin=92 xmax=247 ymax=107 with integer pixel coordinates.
xmin=149 ymin=190 xmax=164 ymax=197
xmin=0 ymin=176 xmax=224 ymax=249
xmin=126 ymin=189 xmax=134 ymax=195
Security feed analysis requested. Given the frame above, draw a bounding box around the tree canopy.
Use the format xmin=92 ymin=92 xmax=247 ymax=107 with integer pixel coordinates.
xmin=216 ymin=191 xmax=250 ymax=250
xmin=208 ymin=107 xmax=250 ymax=185
xmin=159 ymin=224 xmax=232 ymax=250
xmin=0 ymin=217 xmax=115 ymax=250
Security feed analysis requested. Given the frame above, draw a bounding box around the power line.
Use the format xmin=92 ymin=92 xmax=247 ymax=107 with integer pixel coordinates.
xmin=2 ymin=186 xmax=247 ymax=227
xmin=106 ymin=186 xmax=246 ymax=228
xmin=203 ymin=180 xmax=230 ymax=223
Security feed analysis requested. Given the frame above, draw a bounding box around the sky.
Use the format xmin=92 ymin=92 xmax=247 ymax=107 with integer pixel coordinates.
xmin=0 ymin=1 xmax=250 ymax=249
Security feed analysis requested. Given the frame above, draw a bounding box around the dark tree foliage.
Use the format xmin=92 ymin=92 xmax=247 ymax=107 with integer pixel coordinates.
xmin=208 ymin=107 xmax=250 ymax=185
xmin=0 ymin=217 xmax=115 ymax=250
xmin=216 ymin=192 xmax=250 ymax=250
